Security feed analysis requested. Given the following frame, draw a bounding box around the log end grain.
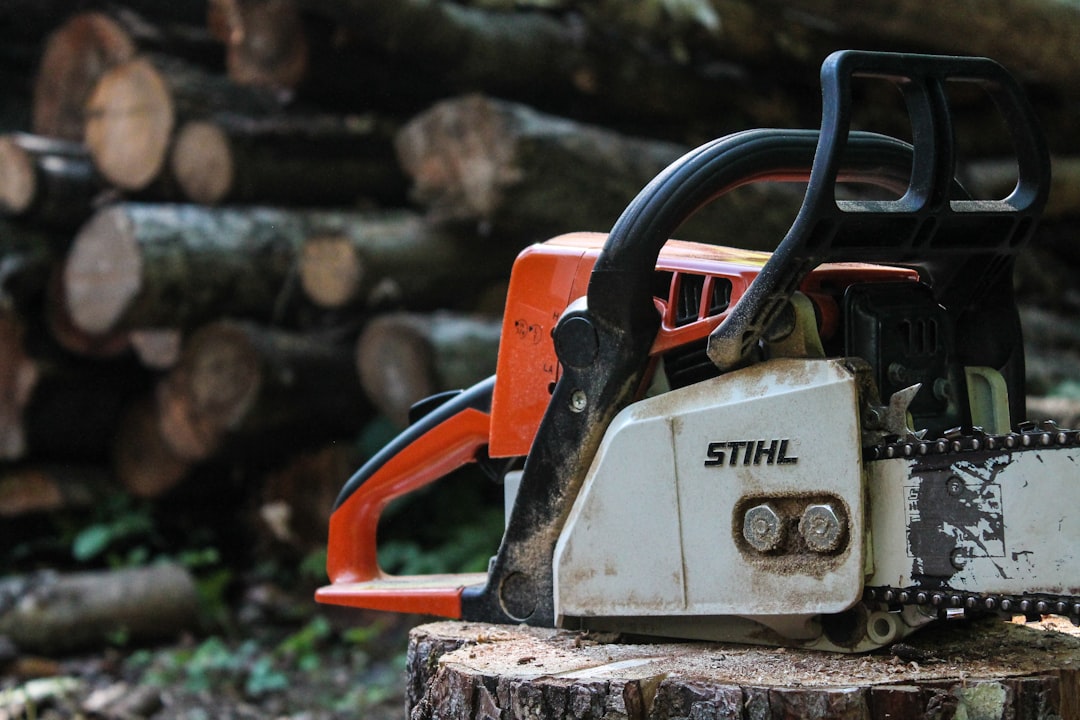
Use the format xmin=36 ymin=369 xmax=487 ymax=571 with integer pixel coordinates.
xmin=355 ymin=311 xmax=501 ymax=427
xmin=355 ymin=314 xmax=436 ymax=428
xmin=84 ymin=57 xmax=174 ymax=190
xmin=394 ymin=95 xmax=520 ymax=225
xmin=298 ymin=233 xmax=363 ymax=309
xmin=45 ymin=281 xmax=133 ymax=359
xmin=156 ymin=321 xmax=263 ymax=461
xmin=128 ymin=328 xmax=183 ymax=370
xmin=113 ymin=395 xmax=191 ymax=498
xmin=0 ymin=135 xmax=35 ymax=215
xmin=32 ymin=11 xmax=136 ymax=141
xmin=221 ymin=0 xmax=309 ymax=91
xmin=171 ymin=120 xmax=234 ymax=204
xmin=407 ymin=619 xmax=1080 ymax=720
xmin=63 ymin=207 xmax=143 ymax=337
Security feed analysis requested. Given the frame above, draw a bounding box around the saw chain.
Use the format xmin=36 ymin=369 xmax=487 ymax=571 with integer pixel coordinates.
xmin=863 ymin=421 xmax=1080 ymax=625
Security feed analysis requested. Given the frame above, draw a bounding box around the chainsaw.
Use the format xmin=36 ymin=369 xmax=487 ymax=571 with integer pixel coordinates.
xmin=317 ymin=50 xmax=1080 ymax=652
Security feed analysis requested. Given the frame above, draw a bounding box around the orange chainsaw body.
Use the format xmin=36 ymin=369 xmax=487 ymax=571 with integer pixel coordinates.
xmin=317 ymin=50 xmax=1057 ymax=651
xmin=317 ymin=232 xmax=917 ymax=617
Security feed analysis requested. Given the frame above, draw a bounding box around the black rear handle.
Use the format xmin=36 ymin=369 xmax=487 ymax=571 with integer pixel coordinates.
xmin=707 ymin=50 xmax=1049 ymax=370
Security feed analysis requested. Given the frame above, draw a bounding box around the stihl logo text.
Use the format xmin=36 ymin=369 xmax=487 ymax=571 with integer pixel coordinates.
xmin=704 ymin=439 xmax=798 ymax=467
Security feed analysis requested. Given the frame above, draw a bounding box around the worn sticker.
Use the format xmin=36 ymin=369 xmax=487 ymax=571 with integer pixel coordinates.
xmin=905 ymin=454 xmax=1008 ymax=578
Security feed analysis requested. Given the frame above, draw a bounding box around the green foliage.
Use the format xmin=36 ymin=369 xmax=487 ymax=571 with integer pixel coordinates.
xmin=69 ymin=494 xmax=156 ymax=565
xmin=139 ymin=636 xmax=287 ymax=697
xmin=275 ymin=615 xmax=332 ymax=673
xmin=128 ymin=614 xmax=394 ymax=708
xmin=245 ymin=656 xmax=290 ymax=696
xmin=374 ymin=455 xmax=508 ymax=577
xmin=299 ymin=546 xmax=329 ymax=583
xmin=1049 ymin=378 xmax=1080 ymax=400
xmin=192 ymin=566 xmax=235 ymax=633
xmin=378 ymin=504 xmax=504 ymax=576
xmin=341 ymin=622 xmax=382 ymax=647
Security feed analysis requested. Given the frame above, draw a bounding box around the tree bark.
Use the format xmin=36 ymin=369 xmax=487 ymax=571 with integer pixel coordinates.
xmin=1019 ymin=305 xmax=1080 ymax=396
xmin=355 ymin=311 xmax=501 ymax=428
xmin=59 ymin=204 xmax=515 ymax=345
xmin=83 ymin=54 xmax=281 ymax=190
xmin=767 ymin=0 xmax=1080 ymax=93
xmin=22 ymin=350 xmax=153 ymax=464
xmin=0 ymin=564 xmax=200 ymax=655
xmin=0 ymin=133 xmax=105 ymax=228
xmin=155 ymin=320 xmax=369 ymax=469
xmin=407 ymin=619 xmax=1080 ymax=720
xmin=258 ymin=442 xmax=359 ymax=551
xmin=296 ymin=210 xmax=514 ymax=311
xmin=59 ymin=203 xmax=332 ymax=339
xmin=0 ymin=219 xmax=64 ymax=313
xmin=296 ymin=0 xmax=796 ymax=141
xmin=113 ymin=394 xmax=192 ymax=498
xmin=395 ymin=95 xmax=803 ymax=250
xmin=169 ymin=113 xmax=406 ymax=206
xmin=206 ymin=3 xmax=418 ymax=115
xmin=208 ymin=0 xmax=308 ymax=92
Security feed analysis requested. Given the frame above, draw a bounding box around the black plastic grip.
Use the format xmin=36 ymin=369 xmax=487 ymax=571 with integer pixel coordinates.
xmin=707 ymin=50 xmax=1049 ymax=370
xmin=586 ymin=127 xmax=916 ymax=341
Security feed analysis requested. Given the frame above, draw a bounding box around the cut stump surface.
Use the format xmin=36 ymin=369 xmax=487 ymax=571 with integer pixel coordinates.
xmin=407 ymin=619 xmax=1080 ymax=719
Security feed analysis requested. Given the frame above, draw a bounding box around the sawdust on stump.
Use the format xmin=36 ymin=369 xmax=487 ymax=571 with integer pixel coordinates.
xmin=407 ymin=617 xmax=1080 ymax=719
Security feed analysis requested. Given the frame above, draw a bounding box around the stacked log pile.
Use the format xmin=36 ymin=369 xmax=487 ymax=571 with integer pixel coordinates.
xmin=1 ymin=0 xmax=1080 ymax=547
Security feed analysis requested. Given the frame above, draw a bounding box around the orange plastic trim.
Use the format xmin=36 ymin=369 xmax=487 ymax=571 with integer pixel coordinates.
xmin=316 ymin=574 xmax=487 ymax=618
xmin=320 ymin=407 xmax=491 ymax=617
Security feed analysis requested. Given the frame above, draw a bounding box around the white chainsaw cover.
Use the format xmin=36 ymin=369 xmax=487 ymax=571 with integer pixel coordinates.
xmin=553 ymin=358 xmax=865 ymax=623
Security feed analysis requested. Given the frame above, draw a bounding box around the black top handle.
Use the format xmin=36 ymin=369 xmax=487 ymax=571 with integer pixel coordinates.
xmin=706 ymin=50 xmax=1050 ymax=370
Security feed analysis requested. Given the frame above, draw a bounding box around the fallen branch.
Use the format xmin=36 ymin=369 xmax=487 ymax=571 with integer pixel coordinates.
xmin=0 ymin=564 xmax=200 ymax=655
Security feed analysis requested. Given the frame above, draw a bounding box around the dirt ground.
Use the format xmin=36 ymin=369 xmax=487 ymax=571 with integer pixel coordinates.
xmin=4 ymin=603 xmax=1078 ymax=720
xmin=0 ymin=582 xmax=425 ymax=720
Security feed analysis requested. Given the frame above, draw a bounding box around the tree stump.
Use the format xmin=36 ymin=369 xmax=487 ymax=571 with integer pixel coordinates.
xmin=406 ymin=619 xmax=1080 ymax=719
